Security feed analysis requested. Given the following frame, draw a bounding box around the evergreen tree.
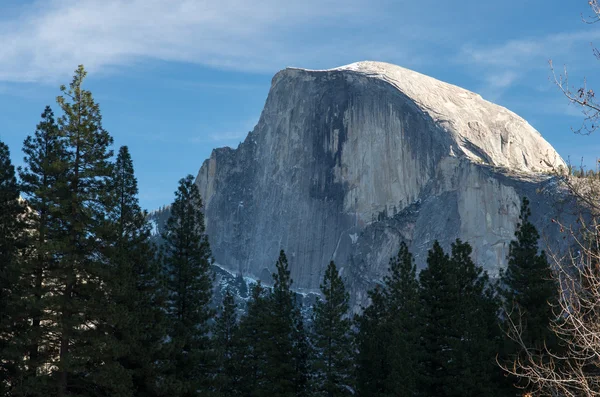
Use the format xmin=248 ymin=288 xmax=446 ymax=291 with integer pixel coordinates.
xmin=236 ymin=282 xmax=270 ymax=396
xmin=263 ymin=250 xmax=299 ymax=397
xmin=383 ymin=242 xmax=423 ymax=396
xmin=500 ymin=196 xmax=558 ymax=348
xmin=499 ymin=196 xmax=559 ymax=391
xmin=355 ymin=285 xmax=390 ymax=396
xmin=13 ymin=106 xmax=67 ymax=396
xmin=0 ymin=140 xmax=25 ymax=394
xmin=235 ymin=251 xmax=307 ymax=397
xmin=418 ymin=242 xmax=449 ymax=397
xmin=162 ymin=174 xmax=214 ymax=397
xmin=355 ymin=243 xmax=423 ymax=397
xmin=214 ymin=289 xmax=239 ymax=396
xmin=48 ymin=65 xmax=126 ymax=397
xmin=292 ymin=306 xmax=311 ymax=397
xmin=420 ymin=240 xmax=502 ymax=397
xmin=312 ymin=261 xmax=354 ymax=397
xmin=105 ymin=146 xmax=168 ymax=397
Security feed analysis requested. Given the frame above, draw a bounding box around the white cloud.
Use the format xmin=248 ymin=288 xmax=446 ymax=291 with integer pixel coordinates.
xmin=484 ymin=70 xmax=518 ymax=89
xmin=0 ymin=0 xmax=385 ymax=83
xmin=466 ymin=30 xmax=600 ymax=65
xmin=458 ymin=29 xmax=600 ymax=100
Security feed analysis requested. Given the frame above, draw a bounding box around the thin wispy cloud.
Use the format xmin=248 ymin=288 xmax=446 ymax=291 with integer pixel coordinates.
xmin=0 ymin=0 xmax=390 ymax=83
xmin=455 ymin=27 xmax=600 ymax=108
xmin=484 ymin=71 xmax=518 ymax=89
xmin=460 ymin=29 xmax=600 ymax=92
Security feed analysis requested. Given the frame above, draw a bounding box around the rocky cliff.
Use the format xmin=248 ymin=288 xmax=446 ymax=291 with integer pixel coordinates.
xmin=193 ymin=61 xmax=571 ymax=305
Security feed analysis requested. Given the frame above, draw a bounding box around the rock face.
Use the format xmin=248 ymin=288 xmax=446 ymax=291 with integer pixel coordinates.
xmin=194 ymin=61 xmax=570 ymax=305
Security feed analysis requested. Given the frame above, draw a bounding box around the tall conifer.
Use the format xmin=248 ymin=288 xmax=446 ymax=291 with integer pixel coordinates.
xmin=292 ymin=307 xmax=311 ymax=397
xmin=236 ymin=282 xmax=270 ymax=396
xmin=383 ymin=242 xmax=423 ymax=396
xmin=234 ymin=251 xmax=307 ymax=397
xmin=162 ymin=174 xmax=214 ymax=396
xmin=50 ymin=65 xmax=125 ymax=397
xmin=312 ymin=261 xmax=354 ymax=397
xmin=264 ymin=250 xmax=298 ymax=397
xmin=106 ymin=146 xmax=168 ymax=397
xmin=355 ymin=285 xmax=389 ymax=396
xmin=214 ymin=289 xmax=239 ymax=396
xmin=15 ymin=106 xmax=67 ymax=396
xmin=420 ymin=240 xmax=502 ymax=397
xmin=500 ymin=196 xmax=558 ymax=348
xmin=0 ymin=140 xmax=25 ymax=394
xmin=355 ymin=243 xmax=423 ymax=397
xmin=499 ymin=196 xmax=559 ymax=392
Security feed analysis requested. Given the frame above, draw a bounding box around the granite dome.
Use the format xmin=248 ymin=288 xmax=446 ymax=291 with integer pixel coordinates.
xmin=286 ymin=61 xmax=565 ymax=172
xmin=192 ymin=61 xmax=573 ymax=308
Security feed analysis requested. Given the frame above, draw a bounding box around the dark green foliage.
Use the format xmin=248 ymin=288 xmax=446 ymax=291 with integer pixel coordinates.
xmin=0 ymin=140 xmax=25 ymax=395
xmin=312 ymin=261 xmax=354 ymax=397
xmin=355 ymin=286 xmax=389 ymax=396
xmin=356 ymin=242 xmax=423 ymax=397
xmin=162 ymin=174 xmax=214 ymax=396
xmin=261 ymin=250 xmax=300 ymax=396
xmin=235 ymin=251 xmax=309 ymax=397
xmin=235 ymin=282 xmax=270 ymax=396
xmin=12 ymin=106 xmax=67 ymax=396
xmin=419 ymin=241 xmax=449 ymax=397
xmin=500 ymin=197 xmax=558 ymax=349
xmin=499 ymin=197 xmax=560 ymax=391
xmin=420 ymin=240 xmax=502 ymax=397
xmin=214 ymin=289 xmax=239 ymax=396
xmin=292 ymin=308 xmax=311 ymax=397
xmin=10 ymin=65 xmax=129 ymax=397
xmin=382 ymin=242 xmax=423 ymax=396
xmin=51 ymin=65 xmax=126 ymax=397
xmin=105 ymin=146 xmax=168 ymax=397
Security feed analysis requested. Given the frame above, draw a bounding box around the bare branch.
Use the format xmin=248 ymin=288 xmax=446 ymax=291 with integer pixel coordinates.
xmin=549 ymin=60 xmax=600 ymax=136
xmin=583 ymin=1 xmax=600 ymax=24
xmin=501 ymin=211 xmax=600 ymax=396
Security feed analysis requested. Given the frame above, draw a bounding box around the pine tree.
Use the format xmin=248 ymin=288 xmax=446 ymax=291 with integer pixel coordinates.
xmin=418 ymin=241 xmax=449 ymax=397
xmin=235 ymin=251 xmax=306 ymax=397
xmin=214 ymin=289 xmax=239 ymax=396
xmin=499 ymin=196 xmax=559 ymax=391
xmin=383 ymin=242 xmax=422 ymax=396
xmin=312 ymin=261 xmax=354 ymax=397
xmin=105 ymin=146 xmax=168 ymax=397
xmin=263 ymin=250 xmax=298 ymax=397
xmin=356 ymin=243 xmax=424 ymax=397
xmin=236 ymin=281 xmax=270 ymax=396
xmin=292 ymin=306 xmax=311 ymax=397
xmin=355 ymin=285 xmax=390 ymax=396
xmin=13 ymin=106 xmax=67 ymax=396
xmin=52 ymin=65 xmax=130 ymax=397
xmin=162 ymin=174 xmax=214 ymax=397
xmin=420 ymin=240 xmax=502 ymax=397
xmin=500 ymin=196 xmax=558 ymax=348
xmin=0 ymin=140 xmax=25 ymax=394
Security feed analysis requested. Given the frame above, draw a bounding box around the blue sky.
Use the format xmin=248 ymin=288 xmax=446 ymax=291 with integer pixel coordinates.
xmin=0 ymin=0 xmax=599 ymax=210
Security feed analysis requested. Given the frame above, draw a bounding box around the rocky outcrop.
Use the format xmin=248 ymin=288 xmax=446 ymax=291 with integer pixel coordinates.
xmin=194 ymin=61 xmax=571 ymax=305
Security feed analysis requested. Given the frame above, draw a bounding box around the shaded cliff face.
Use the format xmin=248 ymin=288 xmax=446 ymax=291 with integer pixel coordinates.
xmin=194 ymin=61 xmax=569 ymax=302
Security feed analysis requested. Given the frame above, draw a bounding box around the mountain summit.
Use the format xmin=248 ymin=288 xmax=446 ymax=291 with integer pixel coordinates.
xmin=287 ymin=61 xmax=564 ymax=172
xmin=193 ymin=61 xmax=570 ymax=305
